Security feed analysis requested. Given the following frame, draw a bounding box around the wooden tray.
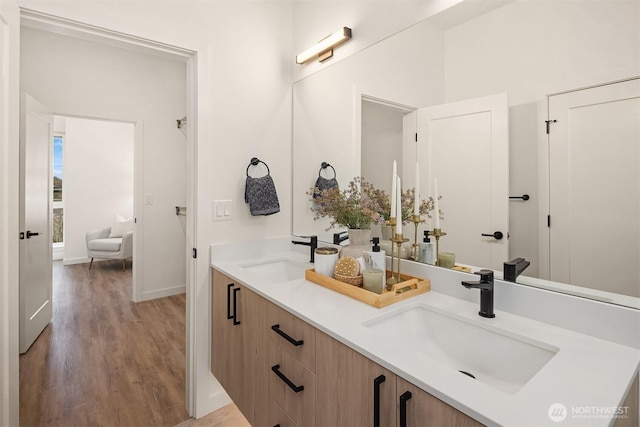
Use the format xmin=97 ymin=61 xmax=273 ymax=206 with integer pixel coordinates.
xmin=305 ymin=269 xmax=430 ymax=308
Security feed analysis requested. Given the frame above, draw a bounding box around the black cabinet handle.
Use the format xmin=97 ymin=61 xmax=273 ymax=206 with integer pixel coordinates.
xmin=271 ymin=324 xmax=304 ymax=347
xmin=226 ymin=283 xmax=234 ymax=320
xmin=399 ymin=391 xmax=412 ymax=427
xmin=233 ymin=287 xmax=241 ymax=325
xmin=373 ymin=375 xmax=386 ymax=427
xmin=271 ymin=364 xmax=304 ymax=393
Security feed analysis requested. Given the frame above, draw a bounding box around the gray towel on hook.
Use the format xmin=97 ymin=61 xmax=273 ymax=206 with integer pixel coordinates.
xmin=245 ymin=175 xmax=280 ymax=216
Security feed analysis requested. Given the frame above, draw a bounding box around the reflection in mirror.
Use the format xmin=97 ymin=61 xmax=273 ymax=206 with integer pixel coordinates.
xmin=292 ymin=0 xmax=640 ymax=309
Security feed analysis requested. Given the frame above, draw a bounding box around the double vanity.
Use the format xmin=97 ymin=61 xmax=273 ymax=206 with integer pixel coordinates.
xmin=210 ymin=237 xmax=639 ymax=427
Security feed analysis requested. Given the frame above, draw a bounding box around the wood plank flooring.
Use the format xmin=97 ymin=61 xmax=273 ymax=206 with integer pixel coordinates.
xmin=20 ymin=260 xmax=190 ymax=426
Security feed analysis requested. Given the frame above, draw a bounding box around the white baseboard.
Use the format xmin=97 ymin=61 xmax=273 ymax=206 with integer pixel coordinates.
xmin=142 ymin=284 xmax=186 ymax=301
xmin=63 ymin=257 xmax=92 ymax=265
xmin=196 ymin=385 xmax=231 ymax=419
xmin=53 ymin=245 xmax=64 ymax=261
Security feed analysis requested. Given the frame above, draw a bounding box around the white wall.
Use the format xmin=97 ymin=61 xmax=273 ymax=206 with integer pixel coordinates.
xmin=20 ymin=27 xmax=188 ymax=300
xmin=444 ymin=0 xmax=640 ymax=277
xmin=16 ymin=0 xmax=294 ymax=418
xmin=62 ymin=116 xmax=135 ymax=263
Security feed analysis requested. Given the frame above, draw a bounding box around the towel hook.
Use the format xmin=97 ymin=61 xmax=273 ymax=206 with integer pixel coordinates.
xmin=247 ymin=157 xmax=270 ymax=177
xmin=318 ymin=162 xmax=336 ymax=178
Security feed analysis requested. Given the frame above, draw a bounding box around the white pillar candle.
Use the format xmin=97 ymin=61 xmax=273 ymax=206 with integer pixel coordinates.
xmin=433 ymin=178 xmax=440 ymax=229
xmin=396 ymin=176 xmax=403 ymax=235
xmin=414 ymin=161 xmax=420 ymax=216
xmin=391 ymin=160 xmax=397 ymax=218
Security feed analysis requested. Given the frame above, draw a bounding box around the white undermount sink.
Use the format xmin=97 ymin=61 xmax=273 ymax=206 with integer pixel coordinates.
xmin=239 ymin=258 xmax=307 ymax=284
xmin=363 ymin=303 xmax=558 ymax=394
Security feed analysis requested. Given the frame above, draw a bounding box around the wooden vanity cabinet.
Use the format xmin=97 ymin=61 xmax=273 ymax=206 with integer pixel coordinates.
xmin=265 ymin=300 xmax=317 ymax=427
xmin=211 ymin=268 xmax=483 ymax=427
xmin=316 ymin=331 xmax=397 ymax=427
xmin=211 ymin=270 xmax=265 ymax=426
xmin=316 ymin=331 xmax=483 ymax=427
xmin=396 ymin=377 xmax=483 ymax=427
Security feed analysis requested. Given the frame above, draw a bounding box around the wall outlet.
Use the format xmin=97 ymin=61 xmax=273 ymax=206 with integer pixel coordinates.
xmin=213 ymin=200 xmax=232 ymax=221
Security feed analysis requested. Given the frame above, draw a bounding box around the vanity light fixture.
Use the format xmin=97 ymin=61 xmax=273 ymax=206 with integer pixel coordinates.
xmin=296 ymin=27 xmax=352 ymax=65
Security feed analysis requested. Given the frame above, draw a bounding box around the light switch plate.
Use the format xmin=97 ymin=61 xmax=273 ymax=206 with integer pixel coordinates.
xmin=213 ymin=200 xmax=232 ymax=221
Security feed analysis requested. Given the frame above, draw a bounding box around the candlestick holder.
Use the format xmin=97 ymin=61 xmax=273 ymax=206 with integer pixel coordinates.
xmin=409 ymin=214 xmax=425 ymax=261
xmin=431 ymin=228 xmax=447 ymax=266
xmin=387 ymin=234 xmax=410 ymax=288
xmin=386 ymin=217 xmax=397 ymax=284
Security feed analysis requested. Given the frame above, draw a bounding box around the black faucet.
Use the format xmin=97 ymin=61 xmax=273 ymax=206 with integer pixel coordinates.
xmin=333 ymin=231 xmax=348 ymax=245
xmin=292 ymin=236 xmax=318 ymax=263
xmin=503 ymin=257 xmax=530 ymax=282
xmin=461 ymin=270 xmax=495 ymax=318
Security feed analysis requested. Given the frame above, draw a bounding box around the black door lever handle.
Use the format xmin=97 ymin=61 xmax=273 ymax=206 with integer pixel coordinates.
xmin=26 ymin=231 xmax=41 ymax=239
xmin=481 ymin=231 xmax=503 ymax=240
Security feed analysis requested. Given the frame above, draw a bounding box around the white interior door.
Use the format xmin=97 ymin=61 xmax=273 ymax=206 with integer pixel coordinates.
xmin=19 ymin=93 xmax=53 ymax=353
xmin=417 ymin=93 xmax=509 ymax=271
xmin=549 ymin=78 xmax=640 ymax=297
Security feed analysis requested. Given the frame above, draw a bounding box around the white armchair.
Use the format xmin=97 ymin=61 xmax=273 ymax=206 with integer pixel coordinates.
xmin=86 ymin=227 xmax=133 ymax=271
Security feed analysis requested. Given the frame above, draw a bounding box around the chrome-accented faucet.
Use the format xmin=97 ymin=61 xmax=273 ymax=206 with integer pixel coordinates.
xmin=291 ymin=236 xmax=318 ymax=263
xmin=503 ymin=257 xmax=530 ymax=282
xmin=461 ymin=270 xmax=495 ymax=318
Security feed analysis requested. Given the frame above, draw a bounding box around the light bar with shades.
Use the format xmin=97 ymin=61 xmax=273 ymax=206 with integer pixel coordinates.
xmin=296 ymin=27 xmax=352 ymax=65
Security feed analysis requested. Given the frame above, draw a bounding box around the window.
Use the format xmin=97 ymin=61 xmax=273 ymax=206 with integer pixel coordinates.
xmin=53 ymin=135 xmax=63 ymax=244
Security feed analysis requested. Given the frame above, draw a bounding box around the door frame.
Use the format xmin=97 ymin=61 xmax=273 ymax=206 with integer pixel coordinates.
xmin=18 ymin=9 xmax=199 ymax=416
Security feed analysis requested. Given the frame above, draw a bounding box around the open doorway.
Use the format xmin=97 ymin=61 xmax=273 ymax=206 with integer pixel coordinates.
xmin=52 ymin=115 xmax=135 ymax=268
xmin=19 ymin=11 xmax=197 ymax=416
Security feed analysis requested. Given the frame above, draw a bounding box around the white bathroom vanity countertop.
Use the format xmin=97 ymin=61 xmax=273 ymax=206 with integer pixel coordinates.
xmin=211 ymin=238 xmax=640 ymax=427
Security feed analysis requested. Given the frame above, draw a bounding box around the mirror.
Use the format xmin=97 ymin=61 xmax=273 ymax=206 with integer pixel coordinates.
xmin=292 ymin=0 xmax=640 ymax=308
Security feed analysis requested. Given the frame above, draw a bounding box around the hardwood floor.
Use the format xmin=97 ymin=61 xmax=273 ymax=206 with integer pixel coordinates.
xmin=20 ymin=260 xmax=190 ymax=426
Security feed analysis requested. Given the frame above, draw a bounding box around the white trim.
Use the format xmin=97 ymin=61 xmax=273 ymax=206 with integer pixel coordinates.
xmin=52 ymin=243 xmax=64 ymax=261
xmin=142 ymin=285 xmax=186 ymax=301
xmin=133 ymin=119 xmax=144 ymax=303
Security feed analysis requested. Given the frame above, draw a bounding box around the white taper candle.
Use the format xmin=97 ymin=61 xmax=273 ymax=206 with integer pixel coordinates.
xmin=414 ymin=161 xmax=420 ymax=216
xmin=391 ymin=160 xmax=397 ymax=218
xmin=433 ymin=178 xmax=440 ymax=229
xmin=396 ymin=176 xmax=402 ymax=235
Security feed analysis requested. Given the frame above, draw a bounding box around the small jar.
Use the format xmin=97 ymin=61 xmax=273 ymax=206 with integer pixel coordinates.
xmin=314 ymin=246 xmax=339 ymax=277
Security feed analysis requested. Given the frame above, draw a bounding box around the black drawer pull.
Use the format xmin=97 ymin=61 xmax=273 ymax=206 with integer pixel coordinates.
xmin=399 ymin=391 xmax=412 ymax=427
xmin=226 ymin=283 xmax=234 ymax=320
xmin=271 ymin=324 xmax=304 ymax=346
xmin=273 ymin=425 xmax=280 ymax=427
xmin=233 ymin=287 xmax=241 ymax=325
xmin=373 ymin=374 xmax=386 ymax=427
xmin=271 ymin=364 xmax=304 ymax=393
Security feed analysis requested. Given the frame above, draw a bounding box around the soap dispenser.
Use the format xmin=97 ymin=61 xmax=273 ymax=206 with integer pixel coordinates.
xmin=364 ymin=237 xmax=386 ymax=286
xmin=419 ymin=231 xmax=436 ymax=265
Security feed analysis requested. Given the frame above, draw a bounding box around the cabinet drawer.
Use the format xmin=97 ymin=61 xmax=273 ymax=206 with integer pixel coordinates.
xmin=268 ymin=343 xmax=316 ymax=427
xmin=269 ymin=397 xmax=299 ymax=427
xmin=266 ymin=301 xmax=316 ymax=372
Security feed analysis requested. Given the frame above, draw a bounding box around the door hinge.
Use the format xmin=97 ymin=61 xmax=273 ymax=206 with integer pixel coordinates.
xmin=545 ymin=119 xmax=557 ymax=134
xmin=192 ymin=248 xmax=197 ymax=259
xmin=134 ymin=218 xmax=137 ymax=223
xmin=415 ymin=133 xmax=418 ymax=142
xmin=547 ymin=215 xmax=551 ymax=227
